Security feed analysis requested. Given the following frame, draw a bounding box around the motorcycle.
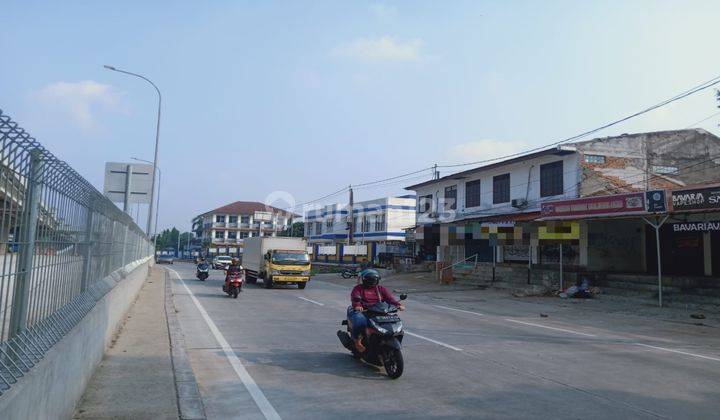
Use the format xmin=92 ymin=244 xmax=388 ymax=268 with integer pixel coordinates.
xmin=196 ymin=263 xmax=210 ymax=281
xmin=337 ymin=294 xmax=407 ymax=379
xmin=340 ymin=267 xmax=359 ymax=279
xmin=222 ymin=272 xmax=244 ymax=298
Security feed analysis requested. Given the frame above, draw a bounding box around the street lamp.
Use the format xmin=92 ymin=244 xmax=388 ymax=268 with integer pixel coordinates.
xmin=132 ymin=157 xmax=161 ymax=251
xmin=104 ymin=65 xmax=161 ymax=236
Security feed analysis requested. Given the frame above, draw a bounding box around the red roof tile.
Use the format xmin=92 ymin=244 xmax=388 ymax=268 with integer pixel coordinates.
xmin=197 ymin=201 xmax=297 ymax=218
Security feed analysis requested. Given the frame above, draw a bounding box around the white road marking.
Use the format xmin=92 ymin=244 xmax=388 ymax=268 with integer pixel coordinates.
xmin=433 ymin=305 xmax=484 ymax=316
xmin=634 ymin=343 xmax=720 ymax=362
xmin=297 ymin=296 xmax=324 ymax=306
xmin=405 ymin=331 xmax=463 ymax=352
xmin=167 ymin=268 xmax=282 ymax=420
xmin=504 ymin=319 xmax=597 ymax=337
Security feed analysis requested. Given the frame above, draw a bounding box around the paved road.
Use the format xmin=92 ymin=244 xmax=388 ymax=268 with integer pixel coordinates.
xmin=166 ymin=263 xmax=720 ymax=419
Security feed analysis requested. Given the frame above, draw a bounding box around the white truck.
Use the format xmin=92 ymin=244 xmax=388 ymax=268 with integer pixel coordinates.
xmin=242 ymin=237 xmax=312 ymax=289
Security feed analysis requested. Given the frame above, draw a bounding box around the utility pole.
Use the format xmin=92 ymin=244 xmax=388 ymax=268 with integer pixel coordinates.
xmin=433 ymin=163 xmax=439 ymax=180
xmin=348 ymin=185 xmax=354 ymax=245
xmin=176 ymin=230 xmax=180 ymax=258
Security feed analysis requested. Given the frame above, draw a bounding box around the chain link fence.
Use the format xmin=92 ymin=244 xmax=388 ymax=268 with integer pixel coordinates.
xmin=0 ymin=109 xmax=153 ymax=394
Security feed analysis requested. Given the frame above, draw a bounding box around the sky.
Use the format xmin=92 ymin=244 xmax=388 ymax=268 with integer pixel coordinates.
xmin=2 ymin=0 xmax=720 ymax=232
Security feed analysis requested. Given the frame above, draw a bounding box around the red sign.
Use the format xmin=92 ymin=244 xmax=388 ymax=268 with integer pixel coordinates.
xmin=541 ymin=192 xmax=646 ymax=219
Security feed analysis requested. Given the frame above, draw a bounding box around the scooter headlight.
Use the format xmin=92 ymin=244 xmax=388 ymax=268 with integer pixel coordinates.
xmin=369 ymin=318 xmax=389 ymax=335
xmin=391 ymin=321 xmax=403 ymax=334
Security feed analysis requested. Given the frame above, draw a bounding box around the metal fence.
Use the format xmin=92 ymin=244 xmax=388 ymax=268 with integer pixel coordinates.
xmin=0 ymin=109 xmax=153 ymax=394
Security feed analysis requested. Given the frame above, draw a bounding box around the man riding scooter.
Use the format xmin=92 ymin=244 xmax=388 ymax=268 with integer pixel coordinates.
xmin=223 ymin=258 xmax=245 ymax=297
xmin=347 ymin=269 xmax=404 ymax=353
xmin=196 ymin=257 xmax=210 ymax=281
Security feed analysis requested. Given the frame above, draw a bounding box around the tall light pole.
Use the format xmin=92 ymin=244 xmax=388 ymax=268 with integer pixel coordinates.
xmin=104 ymin=65 xmax=161 ymax=236
xmin=132 ymin=157 xmax=161 ymax=251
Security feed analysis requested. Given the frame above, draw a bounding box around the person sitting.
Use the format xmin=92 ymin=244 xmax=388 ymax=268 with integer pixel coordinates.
xmin=347 ymin=269 xmax=403 ymax=352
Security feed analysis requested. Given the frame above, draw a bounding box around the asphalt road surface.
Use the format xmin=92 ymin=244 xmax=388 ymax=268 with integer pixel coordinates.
xmin=166 ymin=263 xmax=720 ymax=420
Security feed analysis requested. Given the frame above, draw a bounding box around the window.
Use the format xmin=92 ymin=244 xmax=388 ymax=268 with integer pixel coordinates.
xmin=240 ymin=216 xmax=250 ymax=224
xmin=215 ymin=215 xmax=225 ymax=223
xmin=540 ymin=161 xmax=564 ymax=197
xmin=465 ymin=179 xmax=481 ymax=208
xmin=652 ymin=165 xmax=678 ymax=174
xmin=353 ymin=216 xmax=358 ymax=232
xmin=374 ymin=214 xmax=385 ymax=231
xmin=584 ymin=154 xmax=605 ymax=164
xmin=326 ymin=217 xmax=333 ymax=228
xmin=493 ymin=174 xmax=510 ymax=204
xmin=315 ymin=222 xmax=322 ymax=234
xmin=227 ymin=231 xmax=237 ymax=239
xmin=418 ymin=194 xmax=433 ymax=213
xmin=362 ymin=216 xmax=369 ymax=232
xmin=214 ymin=231 xmax=224 ymax=239
xmin=444 ymin=185 xmax=457 ymax=210
xmin=240 ymin=231 xmax=249 ymax=238
xmin=228 ymin=215 xmax=238 ymax=223
xmin=306 ymin=222 xmax=313 ymax=235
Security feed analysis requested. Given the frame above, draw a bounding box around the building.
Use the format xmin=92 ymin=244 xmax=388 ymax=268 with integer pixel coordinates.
xmin=405 ymin=129 xmax=720 ymax=279
xmin=304 ymin=196 xmax=416 ymax=263
xmin=192 ymin=201 xmax=296 ymax=255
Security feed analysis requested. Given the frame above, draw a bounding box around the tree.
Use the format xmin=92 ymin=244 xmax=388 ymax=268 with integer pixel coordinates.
xmin=153 ymin=227 xmax=194 ymax=250
xmin=280 ymin=221 xmax=305 ymax=237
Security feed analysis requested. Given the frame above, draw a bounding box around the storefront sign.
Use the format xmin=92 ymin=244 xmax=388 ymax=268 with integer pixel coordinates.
xmin=541 ymin=192 xmax=645 ymax=219
xmin=671 ymin=221 xmax=720 ymax=232
xmin=671 ymin=186 xmax=720 ymax=211
xmin=645 ymin=190 xmax=667 ymax=213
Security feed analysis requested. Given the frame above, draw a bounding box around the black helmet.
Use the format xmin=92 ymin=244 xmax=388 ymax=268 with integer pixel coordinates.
xmin=360 ymin=268 xmax=380 ymax=287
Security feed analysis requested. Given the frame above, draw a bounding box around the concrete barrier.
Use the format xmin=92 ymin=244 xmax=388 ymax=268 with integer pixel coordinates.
xmin=0 ymin=258 xmax=154 ymax=420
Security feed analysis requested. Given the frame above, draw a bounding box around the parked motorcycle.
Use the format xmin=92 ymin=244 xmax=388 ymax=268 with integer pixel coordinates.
xmin=196 ymin=263 xmax=210 ymax=281
xmin=337 ymin=294 xmax=407 ymax=379
xmin=222 ymin=272 xmax=244 ymax=298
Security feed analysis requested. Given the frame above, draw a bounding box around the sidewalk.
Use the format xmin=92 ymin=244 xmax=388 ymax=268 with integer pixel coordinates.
xmin=74 ymin=266 xmax=179 ymax=420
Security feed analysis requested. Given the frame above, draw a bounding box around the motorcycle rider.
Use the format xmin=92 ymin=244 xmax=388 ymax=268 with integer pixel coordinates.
xmin=197 ymin=257 xmax=209 ymax=269
xmin=225 ymin=257 xmax=244 ymax=290
xmin=348 ymin=269 xmax=404 ymax=353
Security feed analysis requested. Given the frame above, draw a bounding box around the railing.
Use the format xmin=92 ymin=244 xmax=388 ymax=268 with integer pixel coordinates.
xmin=440 ymin=254 xmax=479 ymax=274
xmin=0 ymin=109 xmax=153 ymax=394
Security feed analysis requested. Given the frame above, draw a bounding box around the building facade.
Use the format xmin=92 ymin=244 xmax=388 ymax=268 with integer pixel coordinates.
xmin=192 ymin=201 xmax=295 ymax=255
xmin=406 ymin=129 xmax=720 ymax=278
xmin=304 ymin=196 xmax=416 ymax=245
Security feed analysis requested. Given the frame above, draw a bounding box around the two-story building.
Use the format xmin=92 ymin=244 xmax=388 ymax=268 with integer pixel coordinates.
xmin=192 ymin=201 xmax=296 ymax=256
xmin=304 ymin=196 xmax=416 ymax=259
xmin=406 ymin=129 xmax=720 ymax=278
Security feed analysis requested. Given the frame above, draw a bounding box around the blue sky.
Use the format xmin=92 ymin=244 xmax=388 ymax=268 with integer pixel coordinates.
xmin=2 ymin=1 xmax=720 ymax=231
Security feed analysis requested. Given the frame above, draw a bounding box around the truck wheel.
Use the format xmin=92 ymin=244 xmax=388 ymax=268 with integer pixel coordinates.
xmin=264 ymin=276 xmax=274 ymax=289
xmin=297 ymin=282 xmax=307 ymax=289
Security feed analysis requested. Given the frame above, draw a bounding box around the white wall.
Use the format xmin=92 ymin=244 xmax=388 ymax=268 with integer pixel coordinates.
xmin=413 ymin=152 xmax=579 ymax=224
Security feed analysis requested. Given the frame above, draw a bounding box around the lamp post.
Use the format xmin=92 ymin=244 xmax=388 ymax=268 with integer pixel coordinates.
xmin=104 ymin=65 xmax=161 ymax=236
xmin=132 ymin=157 xmax=161 ymax=251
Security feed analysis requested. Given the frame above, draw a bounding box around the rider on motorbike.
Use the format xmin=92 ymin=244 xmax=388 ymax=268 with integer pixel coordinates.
xmin=348 ymin=269 xmax=404 ymax=353
xmin=225 ymin=257 xmax=244 ymax=286
xmin=197 ymin=257 xmax=209 ymax=269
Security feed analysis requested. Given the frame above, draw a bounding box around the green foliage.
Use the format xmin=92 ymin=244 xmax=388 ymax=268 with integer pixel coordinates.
xmin=280 ymin=221 xmax=305 ymax=237
xmin=154 ymin=227 xmax=195 ymax=250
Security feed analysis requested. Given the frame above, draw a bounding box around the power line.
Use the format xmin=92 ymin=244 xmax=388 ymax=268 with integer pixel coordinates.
xmin=281 ymin=73 xmax=720 ymax=213
xmin=437 ymin=74 xmax=720 ymax=169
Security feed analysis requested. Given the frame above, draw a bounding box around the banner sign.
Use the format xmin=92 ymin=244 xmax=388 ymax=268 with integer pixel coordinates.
xmin=671 ymin=221 xmax=720 ymax=233
xmin=671 ymin=186 xmax=720 ymax=211
xmin=645 ymin=190 xmax=667 ymax=213
xmin=541 ymin=192 xmax=645 ymax=219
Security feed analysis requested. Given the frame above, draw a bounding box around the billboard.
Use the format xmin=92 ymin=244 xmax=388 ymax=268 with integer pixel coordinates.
xmin=671 ymin=186 xmax=720 ymax=211
xmin=541 ymin=192 xmax=645 ymax=219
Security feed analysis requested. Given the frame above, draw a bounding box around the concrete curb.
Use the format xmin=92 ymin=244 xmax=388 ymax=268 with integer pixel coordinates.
xmin=165 ymin=271 xmax=207 ymax=420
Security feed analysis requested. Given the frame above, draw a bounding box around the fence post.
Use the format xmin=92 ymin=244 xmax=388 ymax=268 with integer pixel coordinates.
xmin=80 ymin=203 xmax=95 ymax=292
xmin=9 ymin=149 xmax=44 ymax=337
